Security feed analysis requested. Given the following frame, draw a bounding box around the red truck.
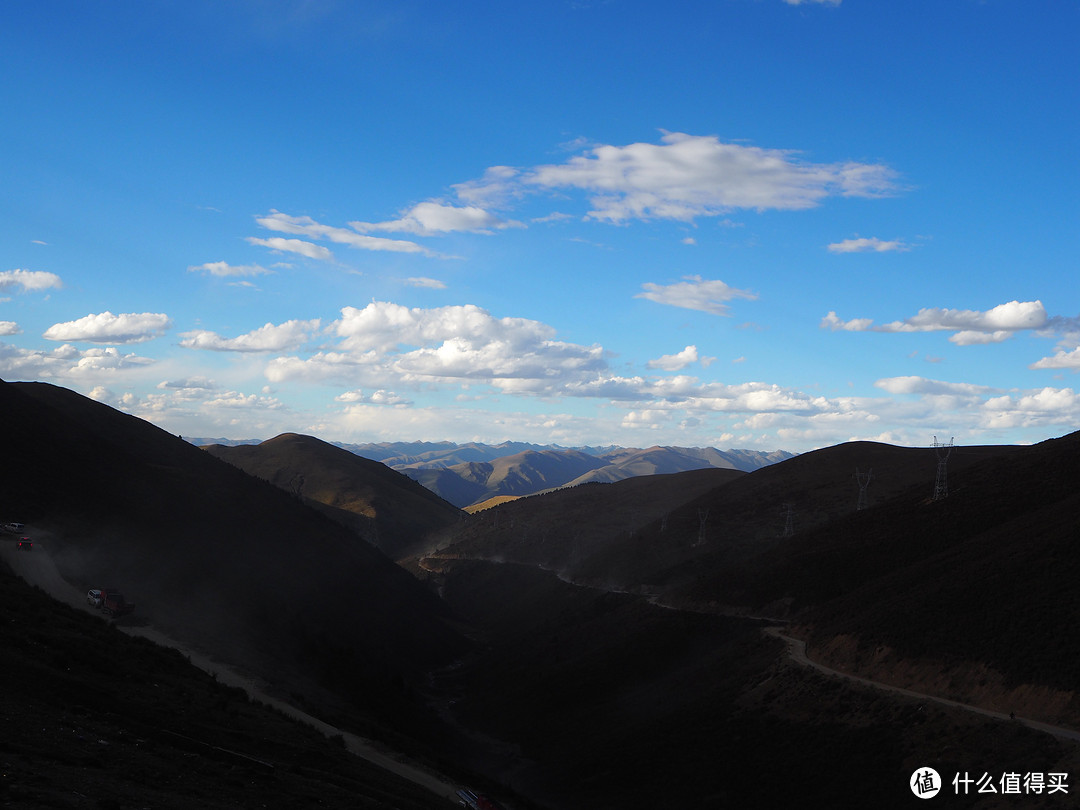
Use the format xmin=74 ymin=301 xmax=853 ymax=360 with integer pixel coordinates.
xmin=98 ymin=590 xmax=135 ymax=617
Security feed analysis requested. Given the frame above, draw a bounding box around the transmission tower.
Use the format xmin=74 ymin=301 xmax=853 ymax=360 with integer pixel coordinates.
xmin=781 ymin=503 xmax=795 ymax=538
xmin=855 ymin=467 xmax=873 ymax=511
xmin=932 ymin=436 xmax=953 ymax=500
xmin=695 ymin=508 xmax=710 ymax=547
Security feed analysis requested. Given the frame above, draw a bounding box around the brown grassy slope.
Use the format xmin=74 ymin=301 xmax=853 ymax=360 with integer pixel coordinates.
xmin=0 ymin=380 xmax=467 ymax=724
xmin=411 ymin=449 xmax=610 ymax=507
xmin=203 ymin=432 xmax=462 ymax=561
xmin=434 ymin=467 xmax=744 ymax=583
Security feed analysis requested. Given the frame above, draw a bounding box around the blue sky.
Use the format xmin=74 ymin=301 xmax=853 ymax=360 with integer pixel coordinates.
xmin=2 ymin=0 xmax=1078 ymax=452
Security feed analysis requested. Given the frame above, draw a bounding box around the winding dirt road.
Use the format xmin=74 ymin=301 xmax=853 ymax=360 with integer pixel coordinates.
xmin=764 ymin=627 xmax=1080 ymax=743
xmin=0 ymin=534 xmax=461 ymax=805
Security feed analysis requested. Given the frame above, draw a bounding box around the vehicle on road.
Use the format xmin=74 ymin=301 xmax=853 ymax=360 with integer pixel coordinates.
xmin=456 ymin=788 xmax=504 ymax=810
xmin=3 ymin=522 xmax=25 ymax=533
xmin=87 ymin=589 xmax=103 ymax=607
xmin=16 ymin=538 xmax=32 ymax=551
xmin=101 ymin=591 xmax=135 ymax=617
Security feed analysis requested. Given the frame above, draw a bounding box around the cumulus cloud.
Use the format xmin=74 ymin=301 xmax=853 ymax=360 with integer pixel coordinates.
xmin=647 ymin=345 xmax=714 ymax=371
xmin=245 ymin=236 xmax=334 ymax=261
xmin=827 ymin=237 xmax=908 ymax=253
xmin=821 ymin=311 xmax=874 ymax=331
xmin=457 ymin=132 xmax=896 ymax=223
xmin=179 ymin=319 xmax=321 ymax=353
xmin=637 ymin=275 xmax=758 ymax=316
xmin=1030 ymin=347 xmax=1080 ymax=370
xmin=0 ymin=269 xmax=63 ymax=293
xmin=351 ymin=202 xmax=520 ymax=236
xmin=188 ymin=261 xmax=271 ymax=277
xmin=0 ymin=321 xmax=19 ymax=336
xmin=822 ymin=300 xmax=1048 ymax=345
xmin=981 ymin=387 xmax=1080 ymax=429
xmin=254 ymin=211 xmax=437 ymax=256
xmin=260 ymin=302 xmax=607 ymax=390
xmin=43 ymin=311 xmax=172 ymax=344
xmin=0 ymin=341 xmax=155 ymax=381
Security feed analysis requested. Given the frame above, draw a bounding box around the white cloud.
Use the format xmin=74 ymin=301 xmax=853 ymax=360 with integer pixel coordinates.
xmin=648 ymin=345 xmax=713 ymax=371
xmin=0 ymin=341 xmax=155 ymax=381
xmin=335 ymin=389 xmax=412 ymax=407
xmin=259 ymin=302 xmax=607 ymax=392
xmin=827 ymin=237 xmax=908 ymax=253
xmin=784 ymin=0 xmax=841 ymax=6
xmin=874 ymin=376 xmax=997 ymax=396
xmin=351 ymin=201 xmax=520 ymax=236
xmin=405 ymin=277 xmax=447 ymax=290
xmin=980 ymin=387 xmax=1080 ymax=429
xmin=0 ymin=321 xmax=19 ymax=336
xmin=188 ymin=261 xmax=272 ymax=277
xmin=158 ymin=377 xmax=219 ymax=392
xmin=245 ymin=237 xmax=334 ymax=261
xmin=43 ymin=311 xmax=172 ymax=344
xmin=821 ymin=311 xmax=874 ymax=331
xmin=458 ymin=132 xmax=896 ymax=223
xmin=1030 ymin=347 xmax=1080 ymax=370
xmin=0 ymin=269 xmax=63 ymax=293
xmin=254 ymin=211 xmax=437 ymax=256
xmin=822 ymin=300 xmax=1048 ymax=345
xmin=179 ymin=319 xmax=321 ymax=353
xmin=637 ymin=275 xmax=758 ymax=316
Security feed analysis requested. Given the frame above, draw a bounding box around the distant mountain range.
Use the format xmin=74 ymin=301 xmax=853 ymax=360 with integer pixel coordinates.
xmin=190 ymin=438 xmax=794 ymax=508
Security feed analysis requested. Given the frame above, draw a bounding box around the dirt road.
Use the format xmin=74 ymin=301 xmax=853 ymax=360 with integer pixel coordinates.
xmin=764 ymin=627 xmax=1080 ymax=743
xmin=0 ymin=534 xmax=461 ymax=804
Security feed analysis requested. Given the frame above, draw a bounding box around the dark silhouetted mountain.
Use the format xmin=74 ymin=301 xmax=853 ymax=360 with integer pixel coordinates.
xmin=203 ymin=433 xmax=463 ymax=561
xmin=0 ymin=380 xmax=467 ymax=728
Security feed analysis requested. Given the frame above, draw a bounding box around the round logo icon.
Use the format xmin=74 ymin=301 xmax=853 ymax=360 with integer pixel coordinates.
xmin=911 ymin=767 xmax=941 ymax=799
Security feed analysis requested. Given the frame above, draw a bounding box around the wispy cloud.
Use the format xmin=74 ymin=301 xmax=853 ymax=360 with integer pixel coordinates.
xmin=456 ymin=132 xmax=896 ymax=223
xmin=351 ymin=201 xmax=522 ymax=236
xmin=637 ymin=275 xmax=758 ymax=316
xmin=254 ymin=211 xmax=439 ymax=256
xmin=405 ymin=277 xmax=447 ymax=290
xmin=827 ymin=237 xmax=909 ymax=253
xmin=245 ymin=236 xmax=334 ymax=261
xmin=188 ymin=261 xmax=272 ymax=277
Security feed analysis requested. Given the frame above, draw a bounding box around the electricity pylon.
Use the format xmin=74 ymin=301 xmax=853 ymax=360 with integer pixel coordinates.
xmin=855 ymin=467 xmax=873 ymax=511
xmin=932 ymin=436 xmax=953 ymax=500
